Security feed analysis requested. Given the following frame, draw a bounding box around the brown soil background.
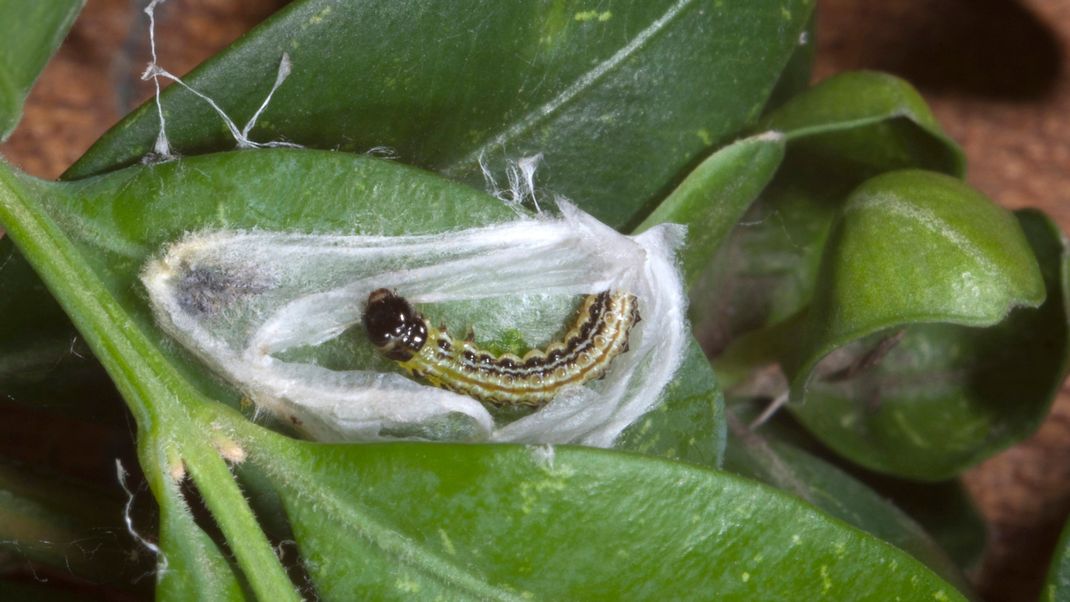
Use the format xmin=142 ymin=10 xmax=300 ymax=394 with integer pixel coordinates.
xmin=1 ymin=1 xmax=1068 ymax=600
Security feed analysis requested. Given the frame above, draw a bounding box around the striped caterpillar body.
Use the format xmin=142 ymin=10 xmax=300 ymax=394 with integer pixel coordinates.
xmin=363 ymin=289 xmax=641 ymax=407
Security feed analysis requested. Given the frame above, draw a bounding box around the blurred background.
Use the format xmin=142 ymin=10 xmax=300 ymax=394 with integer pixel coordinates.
xmin=1 ymin=1 xmax=1067 ymax=599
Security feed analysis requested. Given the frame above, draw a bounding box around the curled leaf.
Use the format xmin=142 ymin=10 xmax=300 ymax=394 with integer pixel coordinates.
xmin=786 ymin=174 xmax=1062 ymax=479
xmin=696 ymin=71 xmax=965 ymax=355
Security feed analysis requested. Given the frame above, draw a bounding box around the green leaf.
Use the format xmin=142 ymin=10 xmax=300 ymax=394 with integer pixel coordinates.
xmin=0 ymin=0 xmax=83 ymax=140
xmin=65 ymin=0 xmax=814 ymax=229
xmin=1047 ymin=516 xmax=1070 ymax=602
xmin=760 ymin=71 xmax=963 ymax=175
xmin=721 ymin=404 xmax=973 ymax=595
xmin=153 ymin=460 xmax=249 ymax=601
xmin=635 ymin=132 xmax=785 ymax=286
xmin=244 ymin=431 xmax=963 ymax=600
xmin=723 ymin=398 xmax=987 ymax=571
xmin=694 ymin=71 xmax=964 ymax=354
xmin=795 ymin=171 xmax=1042 ymax=343
xmin=786 ymin=175 xmax=1062 ymax=479
xmin=0 ymin=156 xmax=303 ymax=601
xmin=0 ymin=149 xmax=727 ymax=597
xmin=35 ymin=149 xmax=721 ymax=441
xmin=615 ymin=340 xmax=725 ymax=467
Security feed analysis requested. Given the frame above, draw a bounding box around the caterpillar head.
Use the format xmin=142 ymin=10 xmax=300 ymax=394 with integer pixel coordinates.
xmin=363 ymin=289 xmax=428 ymax=361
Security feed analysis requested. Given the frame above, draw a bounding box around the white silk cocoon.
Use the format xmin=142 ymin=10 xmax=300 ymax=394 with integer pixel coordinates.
xmin=141 ymin=202 xmax=688 ymax=447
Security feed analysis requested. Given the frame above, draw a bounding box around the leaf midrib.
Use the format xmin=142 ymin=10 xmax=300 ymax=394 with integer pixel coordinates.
xmin=442 ymin=0 xmax=696 ymax=173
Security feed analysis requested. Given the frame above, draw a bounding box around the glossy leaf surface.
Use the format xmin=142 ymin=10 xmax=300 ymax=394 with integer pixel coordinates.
xmin=636 ymin=132 xmax=785 ymax=286
xmin=0 ymin=147 xmax=965 ymax=599
xmin=247 ymin=433 xmax=964 ymax=600
xmin=722 ymin=405 xmax=971 ymax=594
xmin=616 ymin=340 xmax=726 ymax=467
xmin=66 ymin=0 xmax=814 ymax=229
xmin=787 ymin=180 xmax=1062 ymax=479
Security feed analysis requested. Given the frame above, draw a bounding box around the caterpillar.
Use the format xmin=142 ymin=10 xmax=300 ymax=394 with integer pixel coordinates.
xmin=363 ymin=289 xmax=641 ymax=407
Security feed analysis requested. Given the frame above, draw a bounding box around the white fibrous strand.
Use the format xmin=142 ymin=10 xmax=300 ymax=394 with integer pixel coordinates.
xmin=479 ymin=153 xmax=544 ymax=214
xmin=116 ymin=460 xmax=168 ymax=578
xmin=141 ymin=0 xmax=299 ymax=162
xmin=141 ymin=203 xmax=688 ymax=447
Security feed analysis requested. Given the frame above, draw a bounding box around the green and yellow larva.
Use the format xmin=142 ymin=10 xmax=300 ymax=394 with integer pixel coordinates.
xmin=363 ymin=289 xmax=640 ymax=407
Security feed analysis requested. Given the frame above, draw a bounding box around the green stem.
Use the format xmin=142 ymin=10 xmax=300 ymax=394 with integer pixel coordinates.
xmin=0 ymin=157 xmax=300 ymax=601
xmin=182 ymin=430 xmax=301 ymax=602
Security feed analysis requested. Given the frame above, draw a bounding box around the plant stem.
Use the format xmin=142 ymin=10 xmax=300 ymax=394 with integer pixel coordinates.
xmin=0 ymin=157 xmax=301 ymax=601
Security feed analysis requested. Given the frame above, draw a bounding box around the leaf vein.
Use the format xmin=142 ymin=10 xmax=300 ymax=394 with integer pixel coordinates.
xmin=444 ymin=0 xmax=696 ymax=172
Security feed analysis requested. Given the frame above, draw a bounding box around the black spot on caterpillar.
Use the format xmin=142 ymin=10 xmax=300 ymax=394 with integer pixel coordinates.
xmin=363 ymin=289 xmax=640 ymax=407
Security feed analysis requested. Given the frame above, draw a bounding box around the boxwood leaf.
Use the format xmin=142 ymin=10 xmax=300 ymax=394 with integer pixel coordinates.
xmin=722 ymin=404 xmax=973 ymax=595
xmin=785 ymin=174 xmax=1063 ymax=479
xmin=242 ymin=431 xmax=964 ymax=600
xmin=36 ymin=149 xmax=723 ymax=455
xmin=0 ymin=149 xmax=733 ymax=597
xmin=694 ymin=71 xmax=965 ymax=354
xmin=759 ymin=71 xmax=963 ymax=174
xmin=615 ymin=340 xmax=726 ymax=467
xmin=65 ymin=0 xmax=814 ymax=229
xmin=635 ymin=132 xmax=785 ymax=286
xmin=0 ymin=0 xmax=83 ymax=140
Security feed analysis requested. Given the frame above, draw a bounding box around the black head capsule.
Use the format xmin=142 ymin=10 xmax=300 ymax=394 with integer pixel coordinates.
xmin=363 ymin=289 xmax=428 ymax=361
